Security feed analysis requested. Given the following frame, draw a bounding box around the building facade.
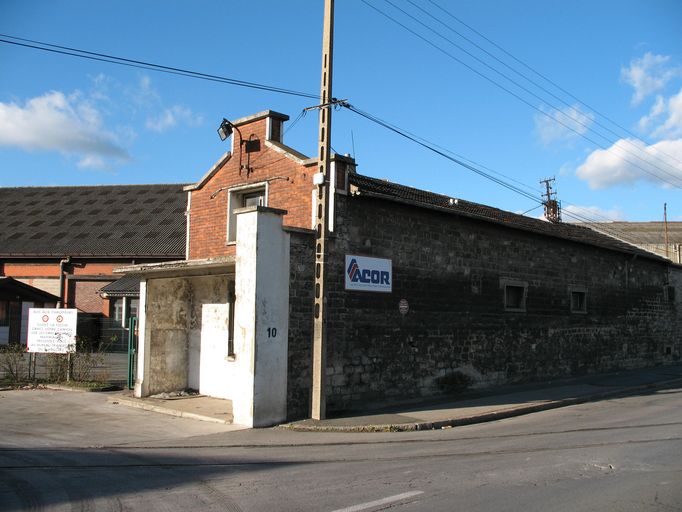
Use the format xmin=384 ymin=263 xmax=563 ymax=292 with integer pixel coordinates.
xmin=0 ymin=184 xmax=187 ymax=345
xmin=125 ymin=109 xmax=682 ymax=426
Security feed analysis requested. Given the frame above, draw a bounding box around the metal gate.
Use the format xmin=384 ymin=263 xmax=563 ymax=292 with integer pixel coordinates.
xmin=127 ymin=316 xmax=138 ymax=390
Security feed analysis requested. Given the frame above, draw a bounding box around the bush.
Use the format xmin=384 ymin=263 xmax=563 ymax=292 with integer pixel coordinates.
xmin=0 ymin=344 xmax=27 ymax=383
xmin=436 ymin=371 xmax=473 ymax=394
xmin=46 ymin=336 xmax=110 ymax=383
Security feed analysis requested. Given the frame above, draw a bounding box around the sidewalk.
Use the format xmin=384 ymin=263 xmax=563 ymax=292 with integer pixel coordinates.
xmin=108 ymin=365 xmax=682 ymax=432
xmin=108 ymin=390 xmax=246 ymax=430
xmin=283 ymin=364 xmax=682 ymax=432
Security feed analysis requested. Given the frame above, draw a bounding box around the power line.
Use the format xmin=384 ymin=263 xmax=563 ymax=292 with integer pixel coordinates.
xmin=406 ymin=0 xmax=682 ymax=174
xmin=344 ymin=102 xmax=542 ymax=204
xmin=0 ymin=34 xmax=320 ymax=100
xmin=343 ymin=102 xmax=660 ymax=247
xmin=425 ymin=0 xmax=682 ymax=169
xmin=360 ymin=1 xmax=682 ymax=189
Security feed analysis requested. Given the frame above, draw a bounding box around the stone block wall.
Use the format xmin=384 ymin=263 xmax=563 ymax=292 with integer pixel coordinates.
xmin=323 ymin=193 xmax=680 ymax=412
xmin=286 ymin=229 xmax=315 ymax=420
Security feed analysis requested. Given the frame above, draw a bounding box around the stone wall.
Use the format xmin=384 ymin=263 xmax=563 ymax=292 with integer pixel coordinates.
xmin=145 ymin=277 xmax=192 ymax=394
xmin=286 ymin=229 xmax=315 ymax=420
xmin=323 ymin=193 xmax=681 ymax=412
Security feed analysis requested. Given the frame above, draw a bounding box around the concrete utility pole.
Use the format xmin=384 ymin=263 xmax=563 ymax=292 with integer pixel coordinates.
xmin=311 ymin=0 xmax=334 ymax=420
xmin=664 ymin=203 xmax=669 ymax=259
xmin=540 ymin=177 xmax=561 ymax=223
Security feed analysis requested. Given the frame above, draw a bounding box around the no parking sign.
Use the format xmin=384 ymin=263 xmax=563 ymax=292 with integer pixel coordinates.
xmin=27 ymin=308 xmax=78 ymax=353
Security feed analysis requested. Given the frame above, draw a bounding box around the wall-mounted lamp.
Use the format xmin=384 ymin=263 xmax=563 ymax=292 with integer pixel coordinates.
xmin=217 ymin=117 xmax=258 ymax=175
xmin=218 ymin=118 xmax=240 ymax=142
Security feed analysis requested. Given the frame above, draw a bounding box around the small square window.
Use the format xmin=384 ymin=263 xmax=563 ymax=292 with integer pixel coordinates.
xmin=505 ymin=285 xmax=526 ymax=311
xmin=227 ymin=184 xmax=267 ymax=243
xmin=570 ymin=288 xmax=587 ymax=313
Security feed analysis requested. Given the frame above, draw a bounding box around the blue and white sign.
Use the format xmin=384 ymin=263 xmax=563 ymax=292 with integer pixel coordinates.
xmin=345 ymin=255 xmax=392 ymax=293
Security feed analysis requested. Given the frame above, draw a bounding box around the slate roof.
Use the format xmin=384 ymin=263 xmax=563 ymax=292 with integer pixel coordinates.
xmin=348 ymin=173 xmax=669 ymax=263
xmin=99 ymin=274 xmax=141 ymax=297
xmin=0 ymin=184 xmax=188 ymax=258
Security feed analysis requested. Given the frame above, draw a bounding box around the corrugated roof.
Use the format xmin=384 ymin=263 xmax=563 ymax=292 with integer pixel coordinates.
xmin=0 ymin=184 xmax=188 ymax=258
xmin=348 ymin=173 xmax=668 ymax=263
xmin=99 ymin=274 xmax=141 ymax=297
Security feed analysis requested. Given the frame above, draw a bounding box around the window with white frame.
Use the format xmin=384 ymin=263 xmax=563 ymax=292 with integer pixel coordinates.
xmin=227 ymin=184 xmax=267 ymax=243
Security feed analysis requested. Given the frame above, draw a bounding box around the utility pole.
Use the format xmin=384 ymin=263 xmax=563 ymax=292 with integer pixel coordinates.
xmin=311 ymin=0 xmax=334 ymax=420
xmin=664 ymin=203 xmax=669 ymax=259
xmin=540 ymin=177 xmax=561 ymax=223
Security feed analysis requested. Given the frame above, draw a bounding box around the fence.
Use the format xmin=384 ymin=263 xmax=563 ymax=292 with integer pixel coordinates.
xmin=0 ymin=352 xmax=128 ymax=384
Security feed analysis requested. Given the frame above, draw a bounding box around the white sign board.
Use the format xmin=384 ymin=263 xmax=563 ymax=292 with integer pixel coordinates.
xmin=27 ymin=308 xmax=78 ymax=353
xmin=345 ymin=255 xmax=392 ymax=293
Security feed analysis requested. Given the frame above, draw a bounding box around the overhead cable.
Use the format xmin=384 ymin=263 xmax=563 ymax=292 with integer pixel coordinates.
xmin=0 ymin=34 xmax=319 ymax=100
xmin=361 ymin=1 xmax=682 ymax=188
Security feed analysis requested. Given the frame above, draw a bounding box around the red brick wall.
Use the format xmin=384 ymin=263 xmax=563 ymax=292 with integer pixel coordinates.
xmin=188 ymin=116 xmax=317 ymax=259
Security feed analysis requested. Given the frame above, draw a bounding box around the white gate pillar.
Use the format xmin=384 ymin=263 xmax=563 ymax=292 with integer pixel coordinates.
xmin=233 ymin=206 xmax=290 ymax=427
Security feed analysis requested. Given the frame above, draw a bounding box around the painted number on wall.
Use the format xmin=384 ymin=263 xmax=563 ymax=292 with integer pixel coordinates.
xmin=267 ymin=327 xmax=278 ymax=339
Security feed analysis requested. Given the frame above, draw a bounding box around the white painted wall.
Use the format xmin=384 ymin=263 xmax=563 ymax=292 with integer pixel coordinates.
xmin=199 ymin=303 xmax=231 ymax=398
xmin=134 ymin=279 xmax=149 ymax=398
xmin=231 ymin=206 xmax=290 ymax=427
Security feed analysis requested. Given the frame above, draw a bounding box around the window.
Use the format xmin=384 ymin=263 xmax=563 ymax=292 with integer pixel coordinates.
xmin=571 ymin=291 xmax=587 ymax=313
xmin=664 ymin=285 xmax=676 ymax=304
xmin=501 ymin=279 xmax=527 ymax=312
xmin=569 ymin=287 xmax=587 ymax=313
xmin=0 ymin=300 xmax=8 ymax=326
xmin=227 ymin=281 xmax=236 ymax=360
xmin=129 ymin=299 xmax=139 ymax=319
xmin=227 ymin=184 xmax=267 ymax=243
xmin=112 ymin=299 xmax=124 ymax=322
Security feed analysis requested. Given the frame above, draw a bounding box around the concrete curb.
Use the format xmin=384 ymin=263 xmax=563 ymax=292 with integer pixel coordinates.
xmin=108 ymin=396 xmax=232 ymax=425
xmin=282 ymin=377 xmax=682 ymax=433
xmin=46 ymin=384 xmax=122 ymax=393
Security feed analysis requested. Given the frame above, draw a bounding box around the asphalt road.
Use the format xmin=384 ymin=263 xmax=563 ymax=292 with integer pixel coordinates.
xmin=1 ymin=385 xmax=681 ymax=511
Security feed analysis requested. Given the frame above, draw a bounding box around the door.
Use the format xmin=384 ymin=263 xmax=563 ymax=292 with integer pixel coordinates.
xmin=199 ymin=303 xmax=231 ymax=399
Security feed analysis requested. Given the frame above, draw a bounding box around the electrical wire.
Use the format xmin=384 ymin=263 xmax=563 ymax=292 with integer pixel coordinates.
xmin=344 ymin=103 xmax=543 ymax=205
xmin=0 ymin=34 xmax=319 ymax=100
xmin=425 ymin=0 xmax=682 ymax=169
xmin=343 ymin=102 xmax=662 ymax=248
xmin=360 ymin=1 xmax=682 ymax=189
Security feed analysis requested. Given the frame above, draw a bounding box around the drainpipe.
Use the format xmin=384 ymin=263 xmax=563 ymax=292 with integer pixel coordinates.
xmin=58 ymin=256 xmax=71 ymax=309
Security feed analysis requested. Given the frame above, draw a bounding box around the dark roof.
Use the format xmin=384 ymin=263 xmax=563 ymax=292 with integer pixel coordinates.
xmin=348 ymin=173 xmax=668 ymax=263
xmin=0 ymin=277 xmax=60 ymax=303
xmin=0 ymin=184 xmax=188 ymax=258
xmin=99 ymin=274 xmax=141 ymax=298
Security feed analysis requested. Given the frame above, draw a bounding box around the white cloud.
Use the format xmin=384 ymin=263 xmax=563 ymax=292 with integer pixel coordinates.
xmin=621 ymin=52 xmax=677 ymax=105
xmin=145 ymin=105 xmax=202 ymax=132
xmin=650 ymin=87 xmax=682 ymax=138
xmin=0 ymin=91 xmax=130 ymax=166
xmin=576 ymin=137 xmax=682 ymax=189
xmin=638 ymin=94 xmax=666 ymax=131
xmin=535 ymin=104 xmax=594 ymax=145
xmin=562 ymin=204 xmax=624 ymax=222
xmin=77 ymin=155 xmax=106 ymax=169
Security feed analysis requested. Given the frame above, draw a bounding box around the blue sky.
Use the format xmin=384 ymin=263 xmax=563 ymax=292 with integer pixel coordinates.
xmin=1 ymin=0 xmax=681 ymax=222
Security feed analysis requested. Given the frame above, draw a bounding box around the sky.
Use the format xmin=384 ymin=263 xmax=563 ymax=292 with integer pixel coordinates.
xmin=1 ymin=0 xmax=681 ymax=223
